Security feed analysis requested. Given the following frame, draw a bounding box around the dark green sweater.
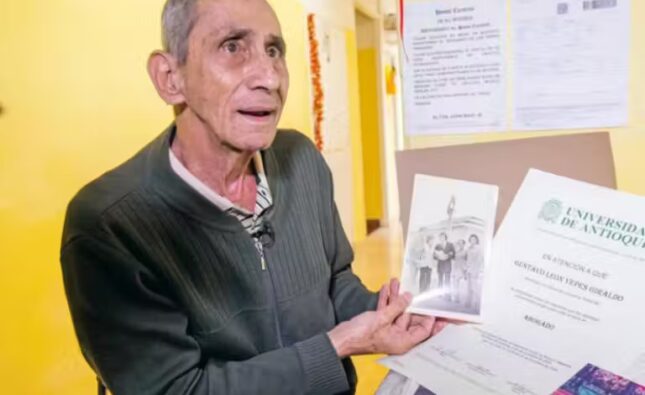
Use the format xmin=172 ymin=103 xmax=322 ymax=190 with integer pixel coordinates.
xmin=61 ymin=126 xmax=378 ymax=395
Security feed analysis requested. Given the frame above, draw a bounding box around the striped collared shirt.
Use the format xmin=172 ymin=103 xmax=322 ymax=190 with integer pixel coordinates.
xmin=168 ymin=149 xmax=273 ymax=236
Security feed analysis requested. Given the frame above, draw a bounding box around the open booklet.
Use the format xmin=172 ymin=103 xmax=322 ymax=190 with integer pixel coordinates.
xmin=376 ymin=371 xmax=435 ymax=395
xmin=382 ymin=169 xmax=645 ymax=394
xmin=401 ymin=174 xmax=498 ymax=322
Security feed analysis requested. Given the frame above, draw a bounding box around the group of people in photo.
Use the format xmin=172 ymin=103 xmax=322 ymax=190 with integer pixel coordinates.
xmin=407 ymin=227 xmax=484 ymax=311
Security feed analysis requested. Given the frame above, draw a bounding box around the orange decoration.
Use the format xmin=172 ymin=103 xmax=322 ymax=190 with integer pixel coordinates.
xmin=307 ymin=14 xmax=325 ymax=151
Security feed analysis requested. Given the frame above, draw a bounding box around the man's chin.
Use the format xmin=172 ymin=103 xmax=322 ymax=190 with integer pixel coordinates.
xmin=236 ymin=130 xmax=278 ymax=152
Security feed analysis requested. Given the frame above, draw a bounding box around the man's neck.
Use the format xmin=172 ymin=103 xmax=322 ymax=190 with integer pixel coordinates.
xmin=172 ymin=116 xmax=256 ymax=209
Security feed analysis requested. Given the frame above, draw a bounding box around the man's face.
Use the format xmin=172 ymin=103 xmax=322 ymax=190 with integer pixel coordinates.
xmin=180 ymin=0 xmax=289 ymax=152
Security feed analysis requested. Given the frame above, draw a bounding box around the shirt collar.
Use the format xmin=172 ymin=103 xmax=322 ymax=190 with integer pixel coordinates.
xmin=168 ymin=148 xmax=271 ymax=215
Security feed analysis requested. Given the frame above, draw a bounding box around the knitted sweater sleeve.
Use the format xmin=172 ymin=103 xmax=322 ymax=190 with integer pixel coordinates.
xmin=61 ymin=234 xmax=350 ymax=395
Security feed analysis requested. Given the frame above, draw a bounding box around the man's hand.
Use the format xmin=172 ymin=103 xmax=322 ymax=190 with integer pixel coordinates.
xmin=327 ymin=280 xmax=435 ymax=358
xmin=431 ymin=318 xmax=461 ymax=336
xmin=377 ymin=279 xmax=463 ymax=338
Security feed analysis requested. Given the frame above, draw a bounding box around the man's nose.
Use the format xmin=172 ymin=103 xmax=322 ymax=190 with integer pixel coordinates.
xmin=246 ymin=53 xmax=281 ymax=92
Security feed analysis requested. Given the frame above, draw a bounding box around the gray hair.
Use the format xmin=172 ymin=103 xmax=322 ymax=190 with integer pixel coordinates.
xmin=161 ymin=0 xmax=200 ymax=64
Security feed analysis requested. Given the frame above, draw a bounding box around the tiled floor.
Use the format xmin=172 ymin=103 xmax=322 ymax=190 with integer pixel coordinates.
xmin=349 ymin=225 xmax=405 ymax=395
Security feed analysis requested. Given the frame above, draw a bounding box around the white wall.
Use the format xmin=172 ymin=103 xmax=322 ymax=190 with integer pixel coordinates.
xmin=299 ymin=0 xmax=403 ymax=236
xmin=300 ymin=0 xmax=358 ymax=241
xmin=301 ymin=0 xmax=356 ymax=29
xmin=379 ymin=0 xmax=405 ymax=226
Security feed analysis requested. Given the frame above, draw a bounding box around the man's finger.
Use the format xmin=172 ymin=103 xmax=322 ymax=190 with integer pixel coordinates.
xmin=390 ymin=278 xmax=400 ymax=298
xmin=394 ymin=316 xmax=435 ymax=353
xmin=377 ymin=284 xmax=389 ymax=310
xmin=417 ymin=315 xmax=436 ymax=333
xmin=394 ymin=312 xmax=411 ymax=329
xmin=410 ymin=314 xmax=435 ymax=326
xmin=380 ymin=293 xmax=412 ymax=324
xmin=408 ymin=318 xmax=434 ymax=344
xmin=431 ymin=319 xmax=451 ymax=337
xmin=437 ymin=318 xmax=466 ymax=326
xmin=385 ymin=278 xmax=398 ymax=306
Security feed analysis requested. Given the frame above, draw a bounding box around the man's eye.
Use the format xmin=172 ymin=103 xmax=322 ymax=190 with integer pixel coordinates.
xmin=267 ymin=45 xmax=283 ymax=58
xmin=223 ymin=41 xmax=240 ymax=53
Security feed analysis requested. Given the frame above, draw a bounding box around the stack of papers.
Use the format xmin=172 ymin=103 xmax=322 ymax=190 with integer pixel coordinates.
xmin=379 ymin=169 xmax=645 ymax=395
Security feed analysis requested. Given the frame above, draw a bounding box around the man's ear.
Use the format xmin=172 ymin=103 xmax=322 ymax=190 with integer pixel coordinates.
xmin=147 ymin=50 xmax=186 ymax=105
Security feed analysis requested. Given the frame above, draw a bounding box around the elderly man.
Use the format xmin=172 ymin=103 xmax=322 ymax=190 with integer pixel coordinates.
xmin=60 ymin=0 xmax=436 ymax=394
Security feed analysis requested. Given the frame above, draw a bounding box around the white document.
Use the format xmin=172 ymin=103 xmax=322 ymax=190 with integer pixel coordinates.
xmin=401 ymin=175 xmax=498 ymax=322
xmin=382 ymin=170 xmax=645 ymax=394
xmin=625 ymin=354 xmax=645 ymax=387
xmin=513 ymin=0 xmax=630 ymax=130
xmin=403 ymin=0 xmax=506 ymax=135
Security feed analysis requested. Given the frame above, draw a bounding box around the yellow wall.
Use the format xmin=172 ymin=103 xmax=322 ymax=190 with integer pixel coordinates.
xmin=405 ymin=1 xmax=645 ymax=196
xmin=268 ymin=0 xmax=314 ymax=138
xmin=0 ymin=1 xmax=170 ymax=393
xmin=358 ymin=48 xmax=384 ymax=220
xmin=0 ymin=0 xmax=321 ymax=393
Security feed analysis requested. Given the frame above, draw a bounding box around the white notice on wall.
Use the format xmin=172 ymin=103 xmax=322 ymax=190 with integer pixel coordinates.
xmin=513 ymin=0 xmax=630 ymax=130
xmin=403 ymin=0 xmax=506 ymax=135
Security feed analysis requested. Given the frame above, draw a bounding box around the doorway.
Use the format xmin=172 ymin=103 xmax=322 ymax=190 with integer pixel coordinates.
xmin=355 ymin=9 xmax=385 ymax=235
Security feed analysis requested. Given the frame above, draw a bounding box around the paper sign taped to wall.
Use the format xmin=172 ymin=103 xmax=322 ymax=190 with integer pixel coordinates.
xmin=403 ymin=0 xmax=507 ymax=135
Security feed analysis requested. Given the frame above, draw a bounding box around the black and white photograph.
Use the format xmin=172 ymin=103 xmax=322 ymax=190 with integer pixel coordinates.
xmin=401 ymin=174 xmax=498 ymax=322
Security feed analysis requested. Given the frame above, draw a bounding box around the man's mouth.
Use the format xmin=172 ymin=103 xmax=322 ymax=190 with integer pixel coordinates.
xmin=237 ymin=109 xmax=276 ymax=118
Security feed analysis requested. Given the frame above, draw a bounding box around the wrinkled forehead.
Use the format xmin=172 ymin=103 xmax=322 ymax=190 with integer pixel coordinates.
xmin=193 ymin=0 xmax=283 ymax=39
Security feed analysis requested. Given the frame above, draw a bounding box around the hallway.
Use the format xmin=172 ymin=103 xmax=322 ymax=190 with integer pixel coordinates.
xmin=350 ymin=226 xmax=405 ymax=394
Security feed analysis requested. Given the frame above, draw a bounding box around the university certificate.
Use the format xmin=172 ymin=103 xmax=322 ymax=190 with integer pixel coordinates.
xmin=382 ymin=169 xmax=645 ymax=394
